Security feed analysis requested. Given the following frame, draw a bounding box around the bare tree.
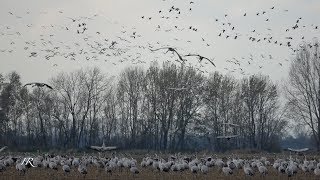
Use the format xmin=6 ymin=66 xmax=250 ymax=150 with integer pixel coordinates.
xmin=51 ymin=67 xmax=112 ymax=148
xmin=0 ymin=72 xmax=23 ymax=147
xmin=117 ymin=67 xmax=145 ymax=148
xmin=241 ymin=74 xmax=281 ymax=149
xmin=201 ymin=72 xmax=238 ymax=150
xmin=30 ymin=88 xmax=52 ymax=147
xmin=285 ymin=41 xmax=320 ymax=150
xmin=173 ymin=66 xmax=204 ymax=150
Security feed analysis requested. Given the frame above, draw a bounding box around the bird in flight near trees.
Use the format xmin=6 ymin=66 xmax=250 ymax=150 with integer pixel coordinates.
xmin=150 ymin=47 xmax=186 ymax=62
xmin=24 ymin=82 xmax=53 ymax=89
xmin=184 ymin=53 xmax=216 ymax=67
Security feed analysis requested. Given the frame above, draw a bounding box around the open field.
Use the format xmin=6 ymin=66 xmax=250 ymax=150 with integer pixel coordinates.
xmin=2 ymin=165 xmax=320 ymax=180
xmin=1 ymin=152 xmax=320 ymax=180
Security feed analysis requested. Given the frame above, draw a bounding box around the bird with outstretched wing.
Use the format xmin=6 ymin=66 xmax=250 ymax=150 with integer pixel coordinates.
xmin=184 ymin=54 xmax=216 ymax=67
xmin=24 ymin=82 xmax=53 ymax=89
xmin=0 ymin=146 xmax=7 ymax=153
xmin=89 ymin=142 xmax=117 ymax=152
xmin=150 ymin=47 xmax=186 ymax=63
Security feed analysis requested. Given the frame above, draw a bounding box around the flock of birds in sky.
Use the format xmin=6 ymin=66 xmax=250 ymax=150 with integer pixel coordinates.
xmin=2 ymin=153 xmax=320 ymax=178
xmin=0 ymin=1 xmax=319 ymax=76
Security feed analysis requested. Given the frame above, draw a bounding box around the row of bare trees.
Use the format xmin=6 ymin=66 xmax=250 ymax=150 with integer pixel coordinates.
xmin=0 ymin=61 xmax=288 ymax=151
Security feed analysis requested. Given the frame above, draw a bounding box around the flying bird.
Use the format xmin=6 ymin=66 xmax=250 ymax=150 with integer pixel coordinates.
xmin=184 ymin=54 xmax=216 ymax=67
xmin=89 ymin=142 xmax=117 ymax=152
xmin=168 ymin=87 xmax=187 ymax=91
xmin=287 ymin=148 xmax=309 ymax=154
xmin=24 ymin=82 xmax=53 ymax=89
xmin=0 ymin=146 xmax=7 ymax=152
xmin=150 ymin=47 xmax=186 ymax=62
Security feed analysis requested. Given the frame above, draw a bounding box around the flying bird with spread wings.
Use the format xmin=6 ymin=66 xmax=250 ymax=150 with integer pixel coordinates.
xmin=184 ymin=54 xmax=216 ymax=67
xmin=167 ymin=87 xmax=187 ymax=91
xmin=0 ymin=146 xmax=7 ymax=153
xmin=150 ymin=47 xmax=186 ymax=63
xmin=89 ymin=142 xmax=117 ymax=152
xmin=24 ymin=82 xmax=53 ymax=89
xmin=216 ymin=135 xmax=239 ymax=140
xmin=287 ymin=148 xmax=309 ymax=153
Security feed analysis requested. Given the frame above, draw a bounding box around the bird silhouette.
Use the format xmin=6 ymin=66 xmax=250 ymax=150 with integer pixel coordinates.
xmin=184 ymin=54 xmax=216 ymax=67
xmin=24 ymin=82 xmax=53 ymax=89
xmin=150 ymin=47 xmax=185 ymax=62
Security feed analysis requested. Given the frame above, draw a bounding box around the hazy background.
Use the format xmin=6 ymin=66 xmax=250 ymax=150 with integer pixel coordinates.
xmin=0 ymin=0 xmax=319 ymax=86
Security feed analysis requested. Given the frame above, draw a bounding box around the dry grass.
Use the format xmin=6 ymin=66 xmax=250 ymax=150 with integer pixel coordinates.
xmin=1 ymin=152 xmax=320 ymax=180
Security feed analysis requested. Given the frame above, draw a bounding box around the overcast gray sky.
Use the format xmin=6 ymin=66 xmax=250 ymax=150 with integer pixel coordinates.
xmin=0 ymin=0 xmax=319 ymax=85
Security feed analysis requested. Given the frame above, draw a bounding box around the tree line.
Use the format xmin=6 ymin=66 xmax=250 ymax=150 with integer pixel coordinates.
xmin=0 ymin=42 xmax=318 ymax=152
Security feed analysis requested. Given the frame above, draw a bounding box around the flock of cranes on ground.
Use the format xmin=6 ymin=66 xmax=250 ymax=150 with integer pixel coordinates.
xmin=0 ymin=1 xmax=319 ymax=76
xmin=2 ymin=152 xmax=320 ymax=178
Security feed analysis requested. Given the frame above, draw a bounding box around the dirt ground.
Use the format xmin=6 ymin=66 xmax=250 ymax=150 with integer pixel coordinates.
xmin=1 ymin=152 xmax=320 ymax=180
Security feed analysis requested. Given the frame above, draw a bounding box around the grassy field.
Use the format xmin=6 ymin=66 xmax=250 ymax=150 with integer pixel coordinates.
xmin=1 ymin=152 xmax=320 ymax=180
xmin=2 ymin=165 xmax=320 ymax=180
